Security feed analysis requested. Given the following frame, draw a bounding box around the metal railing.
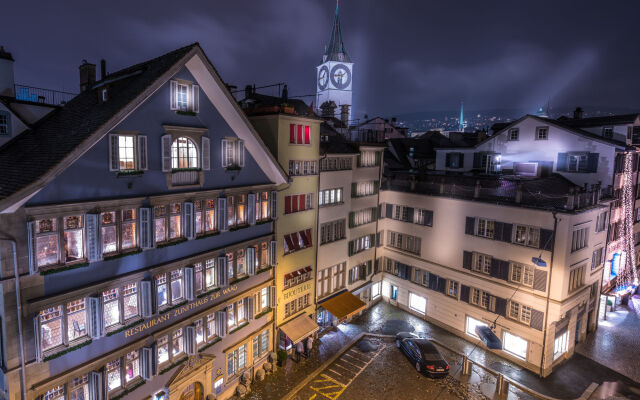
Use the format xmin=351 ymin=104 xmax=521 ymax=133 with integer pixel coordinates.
xmin=14 ymin=84 xmax=76 ymax=106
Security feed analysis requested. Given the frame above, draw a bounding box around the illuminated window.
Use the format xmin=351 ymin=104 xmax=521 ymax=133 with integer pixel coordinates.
xmin=118 ymin=135 xmax=136 ymax=170
xmin=69 ymin=375 xmax=89 ymax=400
xmin=227 ymin=303 xmax=236 ymax=329
xmin=205 ymin=258 xmax=216 ymax=288
xmin=125 ymin=350 xmax=140 ymax=382
xmin=156 ymin=274 xmax=168 ymax=307
xmin=195 ymin=319 xmax=204 ymax=344
xmin=101 ymin=211 xmax=117 ymax=254
xmin=66 ymin=299 xmax=87 ymax=341
xmin=171 ymin=137 xmax=198 ymax=169
xmin=553 ymin=330 xmax=569 ymax=360
xmin=39 ymin=306 xmax=63 ymax=351
xmin=157 ymin=335 xmax=169 ymax=364
xmin=154 ymin=206 xmax=167 ymax=243
xmin=205 ymin=199 xmax=216 ymax=232
xmin=371 ymin=282 xmax=381 ymax=299
xmin=169 ymin=203 xmax=182 ymax=239
xmin=176 ymin=83 xmax=189 ymax=111
xmin=465 ymin=316 xmax=488 ymax=338
xmin=123 ymin=283 xmax=138 ymax=320
xmin=513 ymin=224 xmax=539 ymax=247
xmin=43 ymin=385 xmax=65 ymax=400
xmin=121 ymin=208 xmax=137 ymax=249
xmin=509 ymin=263 xmax=534 ymax=287
xmin=227 ymin=344 xmax=247 ymax=376
xmin=103 ymin=289 xmax=120 ymax=328
xmin=260 ymin=287 xmax=269 ymax=309
xmin=172 ymin=328 xmax=184 ymax=356
xmin=106 ymin=359 xmax=122 ymax=391
xmin=503 ymin=331 xmax=528 ymax=359
xmin=409 ymin=293 xmax=426 ymax=314
xmin=447 ymin=281 xmax=459 ymax=298
xmin=476 ymin=218 xmax=494 ymax=238
xmin=221 ymin=138 xmax=244 ymax=168
xmin=207 ymin=313 xmax=216 ymax=339
xmin=63 ymin=215 xmax=84 ymax=262
xmin=171 ymin=269 xmax=183 ymax=302
xmin=35 ymin=218 xmax=59 ymax=267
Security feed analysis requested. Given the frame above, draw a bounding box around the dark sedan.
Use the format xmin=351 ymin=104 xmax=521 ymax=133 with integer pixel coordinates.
xmin=395 ymin=332 xmax=449 ymax=377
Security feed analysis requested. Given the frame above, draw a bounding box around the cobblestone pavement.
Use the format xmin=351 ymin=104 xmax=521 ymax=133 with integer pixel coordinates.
xmin=576 ymin=294 xmax=640 ymax=383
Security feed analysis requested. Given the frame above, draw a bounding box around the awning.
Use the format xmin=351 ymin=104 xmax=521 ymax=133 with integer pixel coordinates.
xmin=475 ymin=326 xmax=502 ymax=350
xmin=319 ymin=291 xmax=366 ymax=322
xmin=280 ymin=314 xmax=319 ymax=345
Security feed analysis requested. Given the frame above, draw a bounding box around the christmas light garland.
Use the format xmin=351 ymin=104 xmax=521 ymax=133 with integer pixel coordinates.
xmin=620 ymin=152 xmax=638 ymax=287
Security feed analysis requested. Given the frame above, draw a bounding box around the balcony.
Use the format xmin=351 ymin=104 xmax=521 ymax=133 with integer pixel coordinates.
xmin=14 ymin=84 xmax=76 ymax=106
xmin=171 ymin=169 xmax=200 ymax=186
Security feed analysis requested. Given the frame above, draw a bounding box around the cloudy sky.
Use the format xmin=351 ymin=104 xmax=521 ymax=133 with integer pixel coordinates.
xmin=2 ymin=0 xmax=638 ymax=118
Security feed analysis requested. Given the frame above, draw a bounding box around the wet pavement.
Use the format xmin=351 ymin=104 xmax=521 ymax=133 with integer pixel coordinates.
xmin=240 ymin=301 xmax=640 ymax=400
xmin=576 ymin=294 xmax=640 ymax=383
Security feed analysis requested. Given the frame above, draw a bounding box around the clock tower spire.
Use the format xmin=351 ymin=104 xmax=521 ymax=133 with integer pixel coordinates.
xmin=316 ymin=0 xmax=353 ymax=125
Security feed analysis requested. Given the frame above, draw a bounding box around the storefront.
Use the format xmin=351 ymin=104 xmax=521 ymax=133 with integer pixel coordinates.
xmin=316 ymin=290 xmax=366 ymax=327
xmin=503 ymin=331 xmax=528 ymax=360
xmin=279 ymin=313 xmax=319 ymax=351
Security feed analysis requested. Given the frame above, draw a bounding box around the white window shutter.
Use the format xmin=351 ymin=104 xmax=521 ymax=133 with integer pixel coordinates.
xmin=192 ymin=84 xmax=200 ymax=113
xmin=270 ymin=240 xmax=277 ymax=267
xmin=247 ymin=296 xmax=254 ymax=320
xmin=269 ymin=286 xmax=276 ymax=308
xmin=216 ymin=310 xmax=226 ymax=337
xmin=184 ymin=202 xmax=195 ymax=240
xmin=86 ymin=213 xmax=102 ymax=262
xmin=89 ymin=370 xmax=104 ymax=400
xmin=137 ymin=135 xmax=148 ymax=171
xmin=247 ymin=193 xmax=256 ymax=225
xmin=185 ymin=326 xmax=196 ymax=355
xmin=140 ymin=347 xmax=153 ymax=381
xmin=161 ymin=134 xmax=172 ymax=172
xmin=89 ymin=296 xmax=104 ymax=339
xmin=217 ymin=256 xmax=228 ymax=287
xmin=170 ymin=80 xmax=178 ymax=110
xmin=185 ymin=266 xmax=195 ymax=301
xmin=217 ymin=197 xmax=228 ymax=232
xmin=246 ymin=246 xmax=256 ymax=275
xmin=238 ymin=140 xmax=245 ymax=167
xmin=270 ymin=191 xmax=277 ymax=220
xmin=201 ymin=136 xmax=210 ymax=171
xmin=33 ymin=316 xmax=42 ymax=362
xmin=140 ymin=280 xmax=153 ymax=317
xmin=27 ymin=221 xmax=37 ymax=275
xmin=109 ymin=134 xmax=119 ymax=172
xmin=221 ymin=139 xmax=229 ymax=168
xmin=139 ymin=207 xmax=153 ymax=249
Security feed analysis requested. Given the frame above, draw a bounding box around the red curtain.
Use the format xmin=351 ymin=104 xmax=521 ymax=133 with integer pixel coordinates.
xmin=289 ymin=124 xmax=295 ymax=143
xmin=304 ymin=126 xmax=310 ymax=144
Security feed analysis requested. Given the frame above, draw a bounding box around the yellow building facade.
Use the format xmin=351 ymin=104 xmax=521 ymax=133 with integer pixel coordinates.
xmin=248 ymin=110 xmax=321 ymax=351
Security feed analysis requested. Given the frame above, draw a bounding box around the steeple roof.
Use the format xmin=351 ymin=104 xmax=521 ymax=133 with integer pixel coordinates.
xmin=324 ymin=0 xmax=351 ymax=63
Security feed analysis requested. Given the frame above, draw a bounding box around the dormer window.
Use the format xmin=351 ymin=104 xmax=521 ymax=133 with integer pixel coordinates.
xmin=221 ymin=138 xmax=245 ymax=170
xmin=101 ymin=88 xmax=108 ymax=102
xmin=603 ymin=127 xmax=613 ymax=139
xmin=170 ymin=80 xmax=199 ymax=114
xmin=109 ymin=134 xmax=148 ymax=173
xmin=0 ymin=111 xmax=11 ymax=135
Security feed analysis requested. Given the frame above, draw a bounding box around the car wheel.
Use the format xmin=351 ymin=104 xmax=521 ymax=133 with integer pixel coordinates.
xmin=415 ymin=362 xmax=421 ymax=372
xmin=395 ymin=339 xmax=400 ymax=348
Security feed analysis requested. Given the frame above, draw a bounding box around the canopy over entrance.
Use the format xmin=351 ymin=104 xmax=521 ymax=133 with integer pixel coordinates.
xmin=280 ymin=314 xmax=319 ymax=345
xmin=319 ymin=290 xmax=366 ymax=322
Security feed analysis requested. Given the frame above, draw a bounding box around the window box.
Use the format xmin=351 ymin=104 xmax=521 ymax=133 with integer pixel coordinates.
xmin=175 ymin=110 xmax=197 ymax=116
xmin=229 ymin=223 xmax=250 ymax=232
xmin=228 ymin=321 xmax=249 ymax=335
xmin=106 ymin=318 xmax=144 ymax=337
xmin=256 ymin=265 xmax=273 ymax=275
xmin=39 ymin=261 xmax=90 ymax=276
xmin=225 ymin=165 xmax=243 ymax=171
xmin=197 ymin=287 xmax=221 ymax=299
xmin=195 ymin=231 xmax=221 ymax=240
xmin=102 ymin=248 xmax=143 ymax=262
xmin=232 ymin=275 xmax=251 ymax=284
xmin=42 ymin=339 xmax=92 ymax=362
xmin=255 ymin=218 xmax=273 ymax=226
xmin=254 ymin=307 xmax=273 ymax=319
xmin=116 ymin=170 xmax=144 ymax=178
xmin=156 ymin=238 xmax=188 ymax=249
xmin=170 ymin=169 xmax=200 ymax=186
xmin=198 ymin=337 xmax=222 ymax=353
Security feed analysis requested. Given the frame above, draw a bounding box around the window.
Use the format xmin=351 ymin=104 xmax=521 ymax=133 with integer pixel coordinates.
xmin=409 ymin=293 xmax=426 ymax=314
xmin=289 ymin=124 xmax=311 ymax=144
xmin=236 ymin=249 xmax=245 ymax=276
xmin=284 ymin=266 xmax=313 ymax=289
xmin=214 ymin=377 xmax=224 ymax=395
xmin=509 ymin=263 xmax=534 ymax=287
xmin=284 ymin=193 xmax=314 ymax=214
xmin=602 ymin=127 xmax=613 ymax=139
xmin=447 ymin=280 xmax=458 ymax=298
xmin=470 ymin=288 xmax=490 ymax=309
xmin=253 ymin=329 xmax=270 ymax=359
xmin=0 ymin=112 xmax=9 ymax=135
xmin=320 ymin=157 xmax=352 ymax=171
xmin=204 ymin=199 xmax=217 ymax=233
xmin=236 ymin=195 xmax=247 ymax=226
xmin=465 ymin=316 xmax=487 ymax=338
xmin=221 ymin=138 xmax=245 ymax=169
xmin=595 ymin=211 xmax=608 ymax=232
xmin=481 ymin=152 xmax=499 ymax=173
xmin=227 ymin=303 xmax=236 ymax=329
xmin=35 ymin=218 xmax=60 ymax=267
xmin=125 ymin=350 xmax=140 ymax=382
xmin=169 ymin=203 xmax=182 ymax=239
xmin=156 ymin=274 xmax=168 ymax=307
xmin=260 ymin=287 xmax=269 ymax=309
xmin=171 ymin=269 xmax=184 ymax=303
xmin=121 ymin=209 xmax=137 ymax=250
xmin=371 ymin=282 xmax=381 ymax=299
xmin=257 ymin=191 xmax=270 ymax=221
xmin=508 ymin=128 xmax=519 ymax=141
xmin=414 ymin=209 xmax=433 ymax=226
xmin=43 ymin=385 xmax=65 ymax=400
xmin=118 ymin=135 xmax=136 ymax=170
xmin=354 ymin=181 xmax=377 ymax=197
xmin=320 ymin=219 xmax=346 ymax=244
xmin=154 ymin=206 xmax=167 ymax=243
xmin=568 ymin=153 xmax=587 ymax=172
xmin=318 ymin=188 xmax=343 ymax=206
xmin=445 ymin=152 xmax=464 ymax=168
xmin=172 ymin=328 xmax=184 ymax=357
xmin=503 ymin=332 xmax=528 ymax=359
xmin=69 ymin=375 xmax=89 ymax=400
xmin=227 ymin=344 xmax=247 ymax=376
xmin=513 ymin=225 xmax=539 ymax=247
xmin=62 ymin=215 xmax=84 ymax=262
xmin=206 ymin=313 xmax=217 ymax=340
xmin=332 ymin=263 xmax=346 ymax=292
xmin=392 ymin=205 xmax=410 ymax=222
xmin=359 ymin=151 xmax=378 ymax=167
xmin=170 ymin=80 xmax=199 ymax=113
xmin=157 ymin=336 xmax=169 ymax=364
xmin=171 ymin=137 xmax=198 ymax=169
xmin=473 ymin=253 xmax=491 ymax=274
xmin=289 ymin=160 xmax=317 ymax=176
xmin=39 ymin=306 xmax=63 ymax=351
xmin=536 ymin=126 xmax=548 ymax=140
xmin=123 ymin=283 xmax=138 ymax=320
xmin=569 ymin=265 xmax=585 ymax=293
xmin=591 ymin=247 xmax=604 ymax=270
xmin=284 ymin=294 xmax=311 ymax=317
xmin=476 ymin=218 xmax=494 ymax=238
xmin=66 ymin=299 xmax=87 ymax=341
xmin=553 ymin=331 xmax=569 ymax=360
xmin=283 ymin=229 xmax=313 ymax=254
xmin=351 ymin=234 xmax=373 ymax=255
xmin=387 ymin=231 xmax=420 ymax=255
xmin=103 ymin=289 xmax=120 ymax=328
xmin=571 ymin=227 xmax=588 ymax=252
xmin=106 ymin=359 xmax=121 ymax=391
xmin=350 ymin=208 xmax=375 ymax=227
xmin=508 ymin=301 xmax=532 ymax=324
xmin=101 ymin=211 xmax=117 ymax=254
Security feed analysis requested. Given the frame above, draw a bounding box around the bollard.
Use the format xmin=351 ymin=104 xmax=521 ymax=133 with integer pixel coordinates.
xmin=496 ymin=373 xmax=508 ymax=396
xmin=461 ymin=356 xmax=472 ymax=375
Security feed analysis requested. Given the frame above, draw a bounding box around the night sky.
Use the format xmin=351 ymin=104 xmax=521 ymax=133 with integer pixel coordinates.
xmin=2 ymin=0 xmax=639 ymax=118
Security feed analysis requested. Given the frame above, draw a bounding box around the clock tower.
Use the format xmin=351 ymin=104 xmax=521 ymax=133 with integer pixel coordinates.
xmin=316 ymin=0 xmax=353 ymax=124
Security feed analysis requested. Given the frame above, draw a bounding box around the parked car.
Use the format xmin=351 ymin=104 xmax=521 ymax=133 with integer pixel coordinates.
xmin=395 ymin=332 xmax=449 ymax=377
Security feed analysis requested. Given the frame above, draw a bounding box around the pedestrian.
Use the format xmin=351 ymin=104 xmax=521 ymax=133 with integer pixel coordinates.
xmin=306 ymin=335 xmax=313 ymax=358
xmin=296 ymin=340 xmax=304 ymax=362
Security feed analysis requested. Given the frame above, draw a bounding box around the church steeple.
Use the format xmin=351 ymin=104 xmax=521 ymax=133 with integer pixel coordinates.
xmin=459 ymin=101 xmax=465 ymax=132
xmin=324 ymin=0 xmax=351 ymax=63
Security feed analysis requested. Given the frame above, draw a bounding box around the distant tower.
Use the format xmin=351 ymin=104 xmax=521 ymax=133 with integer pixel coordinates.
xmin=316 ymin=0 xmax=353 ymax=124
xmin=458 ymin=101 xmax=465 ymax=131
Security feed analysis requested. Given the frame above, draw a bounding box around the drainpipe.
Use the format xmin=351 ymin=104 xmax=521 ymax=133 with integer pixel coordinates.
xmin=314 ymin=154 xmax=326 ymax=321
xmin=539 ymin=212 xmax=558 ymax=378
xmin=0 ymin=237 xmax=26 ymax=400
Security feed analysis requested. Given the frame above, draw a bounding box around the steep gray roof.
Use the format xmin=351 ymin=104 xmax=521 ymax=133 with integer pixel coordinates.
xmin=324 ymin=1 xmax=351 ymax=63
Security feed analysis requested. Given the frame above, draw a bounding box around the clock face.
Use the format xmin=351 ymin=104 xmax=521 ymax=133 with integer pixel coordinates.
xmin=318 ymin=65 xmax=329 ymax=90
xmin=330 ymin=64 xmax=352 ymax=89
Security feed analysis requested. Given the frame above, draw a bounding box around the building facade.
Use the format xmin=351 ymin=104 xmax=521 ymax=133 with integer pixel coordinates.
xmin=0 ymin=44 xmax=287 ymax=400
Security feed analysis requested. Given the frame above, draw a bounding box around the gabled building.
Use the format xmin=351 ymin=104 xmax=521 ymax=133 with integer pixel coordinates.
xmin=0 ymin=43 xmax=286 ymax=400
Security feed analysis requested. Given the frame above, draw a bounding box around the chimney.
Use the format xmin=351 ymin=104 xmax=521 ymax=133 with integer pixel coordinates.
xmin=281 ymin=84 xmax=288 ymax=104
xmin=0 ymin=46 xmax=15 ymax=97
xmin=391 ymin=117 xmax=397 ymax=126
xmin=340 ymin=104 xmax=350 ymax=127
xmin=244 ymin=84 xmax=253 ymax=99
xmin=573 ymin=107 xmax=583 ymax=120
xmin=79 ymin=60 xmax=96 ymax=92
xmin=100 ymin=59 xmax=106 ymax=81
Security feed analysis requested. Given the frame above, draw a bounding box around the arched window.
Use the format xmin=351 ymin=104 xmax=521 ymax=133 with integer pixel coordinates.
xmin=171 ymin=137 xmax=198 ymax=169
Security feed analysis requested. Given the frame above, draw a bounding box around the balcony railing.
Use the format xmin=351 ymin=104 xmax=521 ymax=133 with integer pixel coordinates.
xmin=14 ymin=84 xmax=76 ymax=106
xmin=171 ymin=170 xmax=200 ymax=186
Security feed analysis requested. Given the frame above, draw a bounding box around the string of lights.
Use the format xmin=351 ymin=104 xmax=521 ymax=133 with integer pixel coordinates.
xmin=620 ymin=152 xmax=638 ymax=287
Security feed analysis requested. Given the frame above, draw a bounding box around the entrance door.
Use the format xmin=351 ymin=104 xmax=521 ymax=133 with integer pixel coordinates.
xmin=391 ymin=285 xmax=398 ymax=301
xmin=180 ymin=382 xmax=204 ymax=400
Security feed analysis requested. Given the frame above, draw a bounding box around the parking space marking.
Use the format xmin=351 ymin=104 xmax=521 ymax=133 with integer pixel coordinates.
xmin=307 ymin=374 xmax=348 ymax=400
